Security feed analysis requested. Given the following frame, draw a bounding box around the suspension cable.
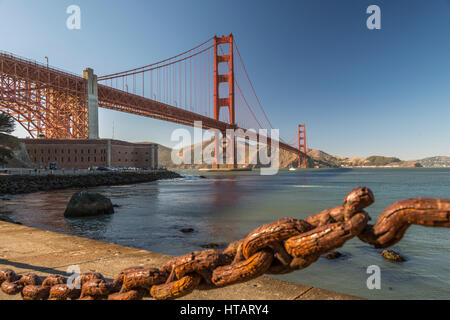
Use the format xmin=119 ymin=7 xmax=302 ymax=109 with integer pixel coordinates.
xmin=98 ymin=37 xmax=214 ymax=80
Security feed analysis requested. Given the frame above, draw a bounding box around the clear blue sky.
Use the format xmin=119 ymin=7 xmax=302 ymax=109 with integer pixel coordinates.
xmin=1 ymin=0 xmax=449 ymax=160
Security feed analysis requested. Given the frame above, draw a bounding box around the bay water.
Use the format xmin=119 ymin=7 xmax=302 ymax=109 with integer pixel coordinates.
xmin=2 ymin=168 xmax=449 ymax=299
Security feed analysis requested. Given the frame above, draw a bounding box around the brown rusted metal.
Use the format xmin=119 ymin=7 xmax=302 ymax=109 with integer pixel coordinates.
xmin=343 ymin=187 xmax=375 ymax=220
xmin=21 ymin=285 xmax=50 ymax=300
xmin=2 ymin=187 xmax=449 ymax=300
xmin=112 ymin=266 xmax=145 ymax=292
xmin=0 ymin=269 xmax=19 ymax=284
xmin=1 ymin=281 xmax=23 ymax=295
xmin=49 ymin=284 xmax=81 ymax=300
xmin=305 ymin=187 xmax=374 ymax=227
xmin=212 ymin=249 xmax=274 ymax=287
xmin=358 ymin=198 xmax=450 ymax=248
xmin=285 ymin=211 xmax=370 ymax=258
xmin=42 ymin=275 xmax=66 ymax=287
xmin=222 ymin=239 xmax=244 ymax=258
xmin=161 ymin=249 xmax=230 ymax=282
xmin=150 ymin=273 xmax=202 ymax=300
xmin=121 ymin=268 xmax=167 ymax=292
xmin=305 ymin=206 xmax=343 ymax=227
xmin=80 ymin=279 xmax=111 ymax=300
xmin=242 ymin=218 xmax=313 ymax=259
xmin=18 ymin=273 xmax=42 ymax=286
xmin=74 ymin=272 xmax=105 ymax=288
xmin=108 ymin=290 xmax=145 ymax=300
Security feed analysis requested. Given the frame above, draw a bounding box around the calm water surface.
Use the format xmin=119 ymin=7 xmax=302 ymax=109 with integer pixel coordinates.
xmin=1 ymin=168 xmax=449 ymax=299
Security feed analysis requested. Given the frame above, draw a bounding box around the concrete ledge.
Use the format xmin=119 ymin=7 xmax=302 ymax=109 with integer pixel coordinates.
xmin=0 ymin=170 xmax=180 ymax=195
xmin=0 ymin=221 xmax=361 ymax=300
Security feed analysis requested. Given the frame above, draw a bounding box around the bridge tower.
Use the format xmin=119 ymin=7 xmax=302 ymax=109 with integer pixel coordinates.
xmin=83 ymin=68 xmax=99 ymax=140
xmin=298 ymin=124 xmax=307 ymax=168
xmin=213 ymin=34 xmax=237 ymax=169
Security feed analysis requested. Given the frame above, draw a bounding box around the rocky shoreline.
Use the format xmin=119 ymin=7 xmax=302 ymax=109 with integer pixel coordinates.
xmin=0 ymin=170 xmax=181 ymax=195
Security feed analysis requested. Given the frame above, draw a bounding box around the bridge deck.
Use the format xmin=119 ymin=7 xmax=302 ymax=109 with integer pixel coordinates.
xmin=0 ymin=51 xmax=302 ymax=155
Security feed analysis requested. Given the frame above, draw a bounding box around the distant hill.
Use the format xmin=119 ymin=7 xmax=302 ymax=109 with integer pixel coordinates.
xmin=140 ymin=141 xmax=449 ymax=169
xmin=415 ymin=156 xmax=450 ymax=168
xmin=305 ymin=150 xmax=422 ymax=168
xmin=0 ymin=133 xmax=34 ymax=168
xmin=365 ymin=156 xmax=401 ymax=166
xmin=306 ymin=150 xmax=342 ymax=168
xmin=304 ymin=151 xmax=450 ymax=168
xmin=156 ymin=139 xmax=309 ymax=169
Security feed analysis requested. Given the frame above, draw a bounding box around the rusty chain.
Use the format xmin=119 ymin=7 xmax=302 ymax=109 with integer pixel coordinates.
xmin=1 ymin=186 xmax=449 ymax=300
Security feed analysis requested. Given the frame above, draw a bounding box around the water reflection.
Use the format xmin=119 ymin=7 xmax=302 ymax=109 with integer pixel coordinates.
xmin=210 ymin=176 xmax=241 ymax=210
xmin=65 ymin=215 xmax=113 ymax=238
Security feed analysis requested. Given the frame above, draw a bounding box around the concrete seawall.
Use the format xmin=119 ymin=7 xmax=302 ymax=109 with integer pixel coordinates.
xmin=0 ymin=221 xmax=360 ymax=300
xmin=0 ymin=170 xmax=181 ymax=195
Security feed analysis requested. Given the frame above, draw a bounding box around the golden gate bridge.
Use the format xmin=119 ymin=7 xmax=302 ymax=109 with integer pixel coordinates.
xmin=0 ymin=34 xmax=308 ymax=168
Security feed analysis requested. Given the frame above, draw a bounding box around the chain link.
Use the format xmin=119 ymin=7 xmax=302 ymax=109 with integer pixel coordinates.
xmin=1 ymin=187 xmax=449 ymax=300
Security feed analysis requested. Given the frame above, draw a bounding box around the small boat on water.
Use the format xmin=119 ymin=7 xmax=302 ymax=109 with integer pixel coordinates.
xmin=199 ymin=167 xmax=252 ymax=172
xmin=289 ymin=167 xmax=296 ymax=171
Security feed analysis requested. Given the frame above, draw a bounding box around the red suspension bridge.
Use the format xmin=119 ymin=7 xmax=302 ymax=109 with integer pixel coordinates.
xmin=0 ymin=34 xmax=308 ymax=168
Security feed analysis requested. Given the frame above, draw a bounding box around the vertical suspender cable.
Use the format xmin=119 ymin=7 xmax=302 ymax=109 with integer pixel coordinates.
xmin=174 ymin=63 xmax=176 ymax=106
xmin=190 ymin=58 xmax=192 ymax=111
xmin=193 ymin=55 xmax=196 ymax=113
xmin=179 ymin=59 xmax=182 ymax=109
xmin=208 ymin=47 xmax=211 ymax=117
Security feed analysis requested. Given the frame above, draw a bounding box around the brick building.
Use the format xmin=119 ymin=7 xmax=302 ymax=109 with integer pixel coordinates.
xmin=22 ymin=139 xmax=158 ymax=170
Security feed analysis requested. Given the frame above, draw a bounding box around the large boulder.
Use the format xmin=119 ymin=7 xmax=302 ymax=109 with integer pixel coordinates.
xmin=64 ymin=191 xmax=114 ymax=218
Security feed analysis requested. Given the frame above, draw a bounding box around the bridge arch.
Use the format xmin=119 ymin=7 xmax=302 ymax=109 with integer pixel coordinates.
xmin=0 ymin=100 xmax=85 ymax=139
xmin=0 ymin=102 xmax=43 ymax=138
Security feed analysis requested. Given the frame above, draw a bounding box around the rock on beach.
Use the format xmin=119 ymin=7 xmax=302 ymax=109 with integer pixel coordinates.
xmin=64 ymin=192 xmax=114 ymax=218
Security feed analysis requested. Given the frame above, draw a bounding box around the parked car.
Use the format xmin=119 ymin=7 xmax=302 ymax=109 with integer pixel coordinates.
xmin=96 ymin=166 xmax=110 ymax=171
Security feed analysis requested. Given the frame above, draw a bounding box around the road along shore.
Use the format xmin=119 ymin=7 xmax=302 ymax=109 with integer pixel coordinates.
xmin=0 ymin=221 xmax=361 ymax=300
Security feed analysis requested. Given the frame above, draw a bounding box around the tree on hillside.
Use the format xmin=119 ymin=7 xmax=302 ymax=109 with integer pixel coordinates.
xmin=0 ymin=112 xmax=15 ymax=134
xmin=366 ymin=156 xmax=401 ymax=166
xmin=0 ymin=112 xmax=16 ymax=165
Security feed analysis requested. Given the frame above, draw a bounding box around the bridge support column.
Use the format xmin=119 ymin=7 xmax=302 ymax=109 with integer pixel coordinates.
xmin=213 ymin=34 xmax=236 ymax=169
xmin=228 ymin=130 xmax=237 ymax=169
xmin=83 ymin=68 xmax=99 ymax=139
xmin=151 ymin=144 xmax=158 ymax=169
xmin=298 ymin=124 xmax=307 ymax=168
xmin=213 ymin=130 xmax=237 ymax=169
xmin=107 ymin=139 xmax=112 ymax=168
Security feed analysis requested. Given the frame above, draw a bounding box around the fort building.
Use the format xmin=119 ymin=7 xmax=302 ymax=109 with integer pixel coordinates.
xmin=21 ymin=139 xmax=158 ymax=170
